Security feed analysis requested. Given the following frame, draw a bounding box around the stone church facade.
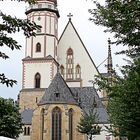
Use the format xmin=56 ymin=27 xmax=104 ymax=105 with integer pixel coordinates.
xmin=18 ymin=0 xmax=114 ymax=140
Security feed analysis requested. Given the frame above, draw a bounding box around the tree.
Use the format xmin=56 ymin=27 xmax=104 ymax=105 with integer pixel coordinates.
xmin=95 ymin=58 xmax=140 ymax=140
xmin=108 ymin=58 xmax=140 ymax=140
xmin=89 ymin=0 xmax=140 ymax=58
xmin=0 ymin=97 xmax=22 ymax=138
xmin=77 ymin=107 xmax=101 ymax=140
xmin=0 ymin=0 xmax=40 ymax=138
xmin=89 ymin=1 xmax=140 ymax=139
xmin=0 ymin=0 xmax=40 ymax=87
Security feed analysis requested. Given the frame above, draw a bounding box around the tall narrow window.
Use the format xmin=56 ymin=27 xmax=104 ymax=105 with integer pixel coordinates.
xmin=75 ymin=64 xmax=81 ymax=79
xmin=41 ymin=109 xmax=44 ymax=140
xmin=69 ymin=109 xmax=73 ymax=140
xmin=24 ymin=127 xmax=26 ymax=135
xmin=52 ymin=107 xmax=61 ymax=140
xmin=27 ymin=127 xmax=30 ymax=135
xmin=60 ymin=65 xmax=64 ymax=78
xmin=66 ymin=48 xmax=74 ymax=80
xmin=36 ymin=42 xmax=41 ymax=52
xmin=35 ymin=73 xmax=41 ymax=88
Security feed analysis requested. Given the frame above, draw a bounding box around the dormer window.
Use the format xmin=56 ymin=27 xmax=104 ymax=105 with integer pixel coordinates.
xmin=55 ymin=93 xmax=60 ymax=98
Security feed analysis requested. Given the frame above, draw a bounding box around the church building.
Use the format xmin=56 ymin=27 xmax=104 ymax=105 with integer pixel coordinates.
xmin=18 ymin=0 xmax=114 ymax=140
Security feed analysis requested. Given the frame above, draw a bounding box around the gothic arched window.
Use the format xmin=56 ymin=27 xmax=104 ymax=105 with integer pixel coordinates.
xmin=24 ymin=127 xmax=26 ymax=135
xmin=35 ymin=73 xmax=41 ymax=88
xmin=60 ymin=65 xmax=64 ymax=78
xmin=69 ymin=109 xmax=73 ymax=140
xmin=52 ymin=107 xmax=61 ymax=140
xmin=36 ymin=42 xmax=41 ymax=52
xmin=27 ymin=127 xmax=30 ymax=135
xmin=75 ymin=64 xmax=81 ymax=79
xmin=66 ymin=48 xmax=74 ymax=80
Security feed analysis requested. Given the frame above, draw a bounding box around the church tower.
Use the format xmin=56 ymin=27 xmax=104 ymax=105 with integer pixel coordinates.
xmin=19 ymin=0 xmax=60 ymax=111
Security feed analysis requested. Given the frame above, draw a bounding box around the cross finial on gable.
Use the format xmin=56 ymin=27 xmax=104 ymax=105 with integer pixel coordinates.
xmin=67 ymin=13 xmax=73 ymax=21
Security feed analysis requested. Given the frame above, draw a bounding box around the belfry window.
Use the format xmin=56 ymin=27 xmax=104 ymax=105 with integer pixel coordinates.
xmin=69 ymin=109 xmax=73 ymax=140
xmin=66 ymin=48 xmax=74 ymax=80
xmin=36 ymin=42 xmax=41 ymax=52
xmin=75 ymin=64 xmax=81 ymax=79
xmin=52 ymin=107 xmax=61 ymax=140
xmin=35 ymin=73 xmax=41 ymax=88
xmin=60 ymin=65 xmax=64 ymax=78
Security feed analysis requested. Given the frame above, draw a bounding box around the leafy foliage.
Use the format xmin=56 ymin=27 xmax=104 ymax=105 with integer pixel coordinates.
xmin=0 ymin=0 xmax=41 ymax=87
xmin=89 ymin=0 xmax=140 ymax=58
xmin=0 ymin=73 xmax=17 ymax=87
xmin=95 ymin=58 xmax=140 ymax=139
xmin=89 ymin=1 xmax=140 ymax=139
xmin=77 ymin=108 xmax=101 ymax=140
xmin=0 ymin=97 xmax=22 ymax=138
xmin=108 ymin=58 xmax=140 ymax=140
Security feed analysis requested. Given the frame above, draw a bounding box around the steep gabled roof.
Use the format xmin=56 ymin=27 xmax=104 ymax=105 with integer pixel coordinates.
xmin=21 ymin=74 xmax=109 ymax=124
xmin=39 ymin=72 xmax=77 ymax=105
xmin=71 ymin=87 xmax=109 ymax=124
xmin=59 ymin=20 xmax=99 ymax=74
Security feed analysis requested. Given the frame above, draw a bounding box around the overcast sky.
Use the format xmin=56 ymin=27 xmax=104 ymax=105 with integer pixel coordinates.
xmin=0 ymin=0 xmax=126 ymax=99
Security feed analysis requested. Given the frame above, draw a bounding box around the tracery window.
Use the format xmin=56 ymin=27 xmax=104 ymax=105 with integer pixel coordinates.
xmin=75 ymin=64 xmax=81 ymax=79
xmin=52 ymin=107 xmax=61 ymax=140
xmin=35 ymin=73 xmax=41 ymax=88
xmin=66 ymin=48 xmax=74 ymax=80
xmin=60 ymin=65 xmax=64 ymax=78
xmin=69 ymin=109 xmax=73 ymax=140
xmin=36 ymin=42 xmax=41 ymax=52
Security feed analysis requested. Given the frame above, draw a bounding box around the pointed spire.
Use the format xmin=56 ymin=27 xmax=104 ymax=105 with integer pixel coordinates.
xmin=107 ymin=38 xmax=113 ymax=74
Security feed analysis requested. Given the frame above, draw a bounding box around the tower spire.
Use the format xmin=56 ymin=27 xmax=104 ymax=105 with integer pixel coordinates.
xmin=107 ymin=38 xmax=113 ymax=74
